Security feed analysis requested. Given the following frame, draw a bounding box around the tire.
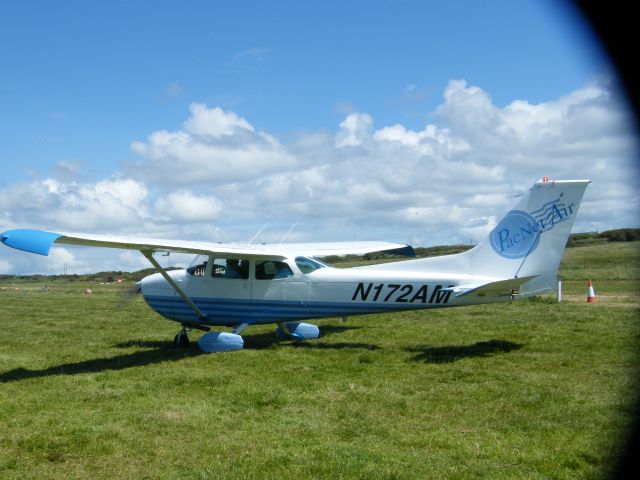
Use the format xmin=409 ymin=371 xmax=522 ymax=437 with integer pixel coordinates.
xmin=174 ymin=332 xmax=190 ymax=348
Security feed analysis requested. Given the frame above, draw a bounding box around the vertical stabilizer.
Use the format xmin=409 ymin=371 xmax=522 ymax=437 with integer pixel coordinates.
xmin=468 ymin=179 xmax=590 ymax=294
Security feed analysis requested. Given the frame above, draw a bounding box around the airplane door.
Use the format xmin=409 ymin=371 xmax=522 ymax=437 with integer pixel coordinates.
xmin=181 ymin=257 xmax=251 ymax=324
xmin=251 ymin=260 xmax=309 ymax=321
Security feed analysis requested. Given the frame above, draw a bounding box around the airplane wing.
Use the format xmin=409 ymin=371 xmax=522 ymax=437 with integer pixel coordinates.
xmin=449 ymin=275 xmax=538 ymax=298
xmin=261 ymin=242 xmax=415 ymax=258
xmin=0 ymin=229 xmax=415 ymax=260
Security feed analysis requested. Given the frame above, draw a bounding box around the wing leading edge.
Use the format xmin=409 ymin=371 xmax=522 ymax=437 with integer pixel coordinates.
xmin=0 ymin=229 xmax=415 ymax=260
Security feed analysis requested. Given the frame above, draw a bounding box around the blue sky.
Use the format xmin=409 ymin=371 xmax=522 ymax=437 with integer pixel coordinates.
xmin=1 ymin=1 xmax=638 ymax=274
xmin=1 ymin=0 xmax=602 ymax=180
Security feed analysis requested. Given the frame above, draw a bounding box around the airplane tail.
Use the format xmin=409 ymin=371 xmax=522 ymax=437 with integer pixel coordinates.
xmin=466 ymin=178 xmax=590 ymax=294
xmin=367 ymin=178 xmax=590 ymax=296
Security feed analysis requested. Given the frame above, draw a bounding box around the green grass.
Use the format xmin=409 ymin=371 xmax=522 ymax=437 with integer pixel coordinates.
xmin=1 ymin=243 xmax=639 ymax=479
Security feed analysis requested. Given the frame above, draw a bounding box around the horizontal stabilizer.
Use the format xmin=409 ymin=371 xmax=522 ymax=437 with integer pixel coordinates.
xmin=451 ymin=275 xmax=538 ymax=298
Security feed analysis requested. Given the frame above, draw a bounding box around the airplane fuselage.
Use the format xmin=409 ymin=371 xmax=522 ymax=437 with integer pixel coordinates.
xmin=140 ymin=256 xmax=500 ymax=327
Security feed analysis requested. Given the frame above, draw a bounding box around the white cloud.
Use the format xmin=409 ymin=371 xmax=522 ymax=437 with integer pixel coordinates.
xmin=1 ymin=79 xmax=638 ymax=273
xmin=95 ymin=178 xmax=148 ymax=210
xmin=335 ymin=113 xmax=373 ymax=148
xmin=47 ymin=178 xmax=149 ymax=231
xmin=184 ymin=104 xmax=254 ymax=138
xmin=0 ymin=258 xmax=11 ymax=274
xmin=48 ymin=247 xmax=76 ymax=272
xmin=154 ymin=190 xmax=223 ymax=222
xmin=0 ymin=177 xmax=149 ymax=232
xmin=129 ymin=103 xmax=297 ymax=184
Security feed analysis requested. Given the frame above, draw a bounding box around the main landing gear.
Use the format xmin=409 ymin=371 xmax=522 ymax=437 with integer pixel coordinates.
xmin=173 ymin=323 xmax=210 ymax=348
xmin=174 ymin=322 xmax=321 ymax=353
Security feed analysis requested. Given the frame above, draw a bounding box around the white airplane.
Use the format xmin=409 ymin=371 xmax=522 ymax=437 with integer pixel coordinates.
xmin=1 ymin=178 xmax=589 ymax=352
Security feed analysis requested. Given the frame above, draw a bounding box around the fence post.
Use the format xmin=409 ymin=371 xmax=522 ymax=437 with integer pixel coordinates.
xmin=557 ymin=280 xmax=562 ymax=303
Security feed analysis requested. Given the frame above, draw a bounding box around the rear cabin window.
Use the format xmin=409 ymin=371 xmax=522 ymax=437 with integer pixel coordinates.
xmin=255 ymin=261 xmax=293 ymax=280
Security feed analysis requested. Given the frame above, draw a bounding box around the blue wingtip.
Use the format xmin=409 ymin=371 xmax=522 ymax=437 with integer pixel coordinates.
xmin=0 ymin=229 xmax=62 ymax=256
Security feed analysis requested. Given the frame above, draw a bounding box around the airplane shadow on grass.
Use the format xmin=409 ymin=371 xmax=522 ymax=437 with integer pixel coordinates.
xmin=0 ymin=343 xmax=202 ymax=383
xmin=245 ymin=325 xmax=377 ymax=350
xmin=0 ymin=325 xmax=372 ymax=382
xmin=405 ymin=339 xmax=524 ymax=364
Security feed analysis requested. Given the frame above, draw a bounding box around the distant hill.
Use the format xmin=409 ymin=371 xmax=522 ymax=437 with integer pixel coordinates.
xmin=0 ymin=267 xmax=173 ymax=284
xmin=566 ymin=228 xmax=640 ymax=247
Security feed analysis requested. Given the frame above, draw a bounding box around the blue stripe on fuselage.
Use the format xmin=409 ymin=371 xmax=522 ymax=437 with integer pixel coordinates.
xmin=142 ymin=294 xmax=421 ymax=325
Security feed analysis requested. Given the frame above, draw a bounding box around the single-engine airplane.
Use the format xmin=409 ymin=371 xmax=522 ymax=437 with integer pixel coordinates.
xmin=1 ymin=178 xmax=589 ymax=352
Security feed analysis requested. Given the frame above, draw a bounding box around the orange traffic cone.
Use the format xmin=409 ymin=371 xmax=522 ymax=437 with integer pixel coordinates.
xmin=586 ymin=279 xmax=597 ymax=304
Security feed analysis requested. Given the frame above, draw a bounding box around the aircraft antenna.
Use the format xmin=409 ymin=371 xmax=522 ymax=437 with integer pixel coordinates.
xmin=278 ymin=223 xmax=298 ymax=245
xmin=248 ymin=223 xmax=269 ymax=245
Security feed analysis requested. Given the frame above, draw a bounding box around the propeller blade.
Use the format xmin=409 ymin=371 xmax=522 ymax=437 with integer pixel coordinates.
xmin=117 ymin=281 xmax=142 ymax=307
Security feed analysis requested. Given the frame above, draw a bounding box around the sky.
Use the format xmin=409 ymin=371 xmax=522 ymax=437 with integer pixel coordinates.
xmin=1 ymin=0 xmax=638 ymax=275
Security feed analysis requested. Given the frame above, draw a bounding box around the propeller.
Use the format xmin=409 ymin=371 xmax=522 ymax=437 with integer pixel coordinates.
xmin=117 ymin=281 xmax=142 ymax=308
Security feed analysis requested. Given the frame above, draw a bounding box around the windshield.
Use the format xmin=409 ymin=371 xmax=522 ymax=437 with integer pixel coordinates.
xmin=186 ymin=254 xmax=208 ymax=276
xmin=295 ymin=256 xmax=327 ymax=274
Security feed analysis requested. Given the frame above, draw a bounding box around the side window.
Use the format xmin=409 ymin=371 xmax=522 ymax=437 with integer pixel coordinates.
xmin=187 ymin=254 xmax=209 ymax=276
xmin=255 ymin=261 xmax=293 ymax=280
xmin=211 ymin=258 xmax=249 ymax=280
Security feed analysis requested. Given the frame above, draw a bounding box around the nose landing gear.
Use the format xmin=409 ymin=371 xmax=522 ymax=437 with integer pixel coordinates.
xmin=173 ymin=326 xmax=190 ymax=348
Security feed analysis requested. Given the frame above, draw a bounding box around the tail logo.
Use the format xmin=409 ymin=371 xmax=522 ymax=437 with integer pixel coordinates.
xmin=490 ymin=210 xmax=540 ymax=259
xmin=490 ymin=197 xmax=575 ymax=259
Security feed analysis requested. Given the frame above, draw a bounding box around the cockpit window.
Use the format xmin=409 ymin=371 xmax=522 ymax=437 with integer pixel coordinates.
xmin=186 ymin=254 xmax=208 ymax=276
xmin=256 ymin=261 xmax=293 ymax=280
xmin=295 ymin=256 xmax=327 ymax=274
xmin=187 ymin=255 xmax=249 ymax=279
xmin=211 ymin=258 xmax=249 ymax=279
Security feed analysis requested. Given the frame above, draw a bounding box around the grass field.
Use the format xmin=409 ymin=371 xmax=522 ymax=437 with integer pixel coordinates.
xmin=1 ymin=242 xmax=638 ymax=479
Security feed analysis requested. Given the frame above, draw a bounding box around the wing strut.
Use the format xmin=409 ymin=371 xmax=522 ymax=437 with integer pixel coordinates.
xmin=140 ymin=249 xmax=207 ymax=322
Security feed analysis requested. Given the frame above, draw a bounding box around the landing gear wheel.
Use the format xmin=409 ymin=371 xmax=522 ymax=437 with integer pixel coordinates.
xmin=173 ymin=329 xmax=190 ymax=348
